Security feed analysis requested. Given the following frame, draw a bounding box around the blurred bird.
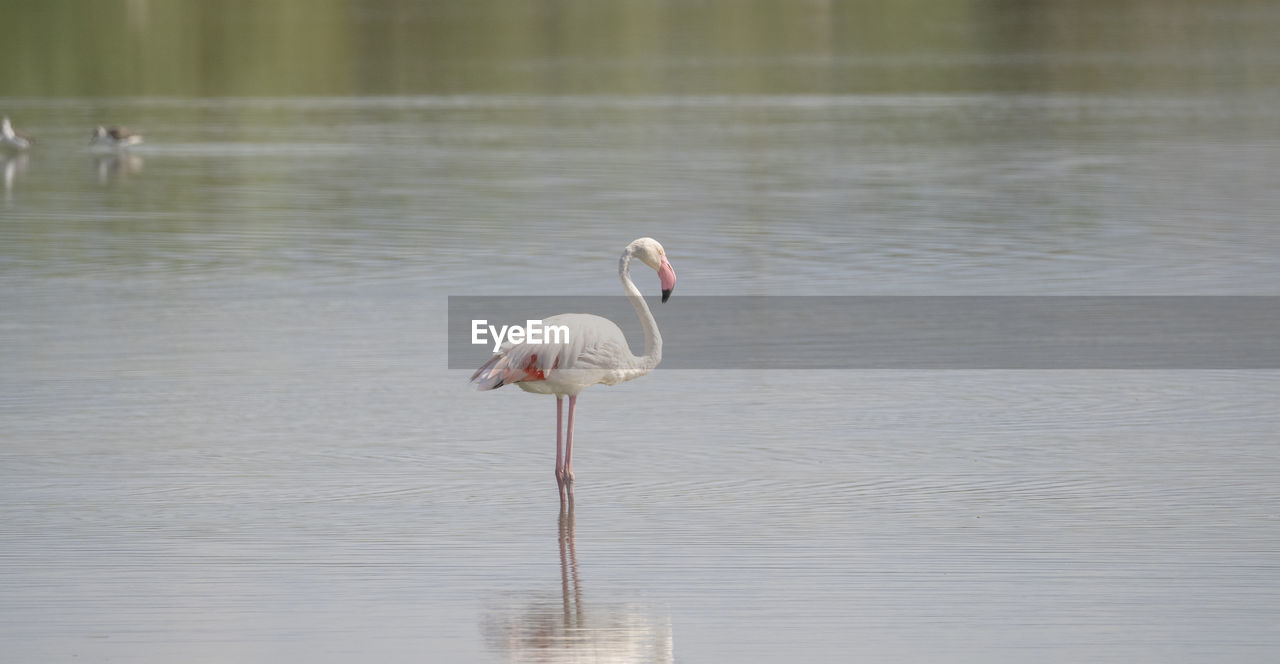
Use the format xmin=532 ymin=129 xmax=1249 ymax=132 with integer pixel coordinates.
xmin=1 ymin=117 xmax=33 ymax=151
xmin=91 ymin=125 xmax=144 ymax=148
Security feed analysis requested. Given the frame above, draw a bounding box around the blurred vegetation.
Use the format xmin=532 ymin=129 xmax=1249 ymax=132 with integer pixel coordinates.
xmin=0 ymin=0 xmax=1276 ymax=96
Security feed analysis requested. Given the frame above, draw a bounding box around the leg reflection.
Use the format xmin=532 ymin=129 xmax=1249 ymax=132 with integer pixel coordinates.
xmin=483 ymin=497 xmax=673 ymax=662
xmin=559 ymin=497 xmax=581 ymax=626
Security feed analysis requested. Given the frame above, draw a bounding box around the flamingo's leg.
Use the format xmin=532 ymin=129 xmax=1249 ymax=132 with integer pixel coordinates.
xmin=564 ymin=395 xmax=578 ymax=489
xmin=555 ymin=396 xmax=565 ymax=488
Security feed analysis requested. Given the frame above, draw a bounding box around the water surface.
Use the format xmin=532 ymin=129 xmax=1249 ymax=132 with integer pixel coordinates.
xmin=3 ymin=2 xmax=1280 ymax=663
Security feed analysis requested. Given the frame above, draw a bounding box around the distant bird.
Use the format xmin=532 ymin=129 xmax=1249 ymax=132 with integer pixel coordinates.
xmin=91 ymin=125 xmax=143 ymax=148
xmin=471 ymin=237 xmax=677 ymax=499
xmin=1 ymin=117 xmax=33 ymax=151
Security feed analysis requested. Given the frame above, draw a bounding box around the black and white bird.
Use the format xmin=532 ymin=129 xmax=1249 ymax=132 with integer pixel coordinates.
xmin=1 ymin=117 xmax=33 ymax=151
xmin=91 ymin=125 xmax=144 ymax=148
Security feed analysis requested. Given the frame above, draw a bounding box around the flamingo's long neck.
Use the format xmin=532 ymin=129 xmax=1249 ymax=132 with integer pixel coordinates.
xmin=619 ymin=250 xmax=662 ymax=371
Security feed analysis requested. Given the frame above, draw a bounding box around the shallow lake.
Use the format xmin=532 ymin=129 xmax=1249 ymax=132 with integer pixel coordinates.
xmin=2 ymin=2 xmax=1280 ymax=662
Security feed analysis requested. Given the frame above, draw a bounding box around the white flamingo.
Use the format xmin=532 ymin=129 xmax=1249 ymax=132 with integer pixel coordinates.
xmin=471 ymin=237 xmax=677 ymax=499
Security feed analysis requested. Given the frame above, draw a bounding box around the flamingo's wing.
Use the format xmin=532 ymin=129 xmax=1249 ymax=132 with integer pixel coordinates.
xmin=469 ymin=313 xmax=629 ymax=390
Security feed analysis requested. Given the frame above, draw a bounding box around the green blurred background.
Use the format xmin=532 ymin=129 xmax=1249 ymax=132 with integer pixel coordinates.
xmin=2 ymin=0 xmax=1277 ymax=97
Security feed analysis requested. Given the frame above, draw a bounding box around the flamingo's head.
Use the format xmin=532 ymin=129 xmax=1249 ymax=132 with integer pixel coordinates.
xmin=627 ymin=237 xmax=677 ymax=303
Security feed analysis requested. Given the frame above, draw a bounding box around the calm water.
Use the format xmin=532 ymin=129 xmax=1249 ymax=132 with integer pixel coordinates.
xmin=4 ymin=3 xmax=1280 ymax=663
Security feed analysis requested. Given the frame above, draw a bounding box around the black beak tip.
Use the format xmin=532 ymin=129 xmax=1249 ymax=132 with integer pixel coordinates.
xmin=661 ymin=289 xmax=672 ymax=303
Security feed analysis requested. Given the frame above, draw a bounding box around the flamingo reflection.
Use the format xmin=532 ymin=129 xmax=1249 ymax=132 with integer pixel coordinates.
xmin=483 ymin=500 xmax=674 ymax=663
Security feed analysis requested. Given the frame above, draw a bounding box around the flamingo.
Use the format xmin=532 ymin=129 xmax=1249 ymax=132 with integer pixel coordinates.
xmin=470 ymin=237 xmax=677 ymax=499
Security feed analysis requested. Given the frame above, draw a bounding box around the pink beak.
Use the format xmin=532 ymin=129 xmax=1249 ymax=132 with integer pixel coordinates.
xmin=658 ymin=257 xmax=677 ymax=303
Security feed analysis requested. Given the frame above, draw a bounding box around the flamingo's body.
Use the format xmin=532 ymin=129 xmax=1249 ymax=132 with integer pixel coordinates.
xmin=1 ymin=117 xmax=33 ymax=151
xmin=91 ymin=125 xmax=144 ymax=149
xmin=473 ymin=313 xmax=657 ymax=394
xmin=471 ymin=237 xmax=677 ymax=500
